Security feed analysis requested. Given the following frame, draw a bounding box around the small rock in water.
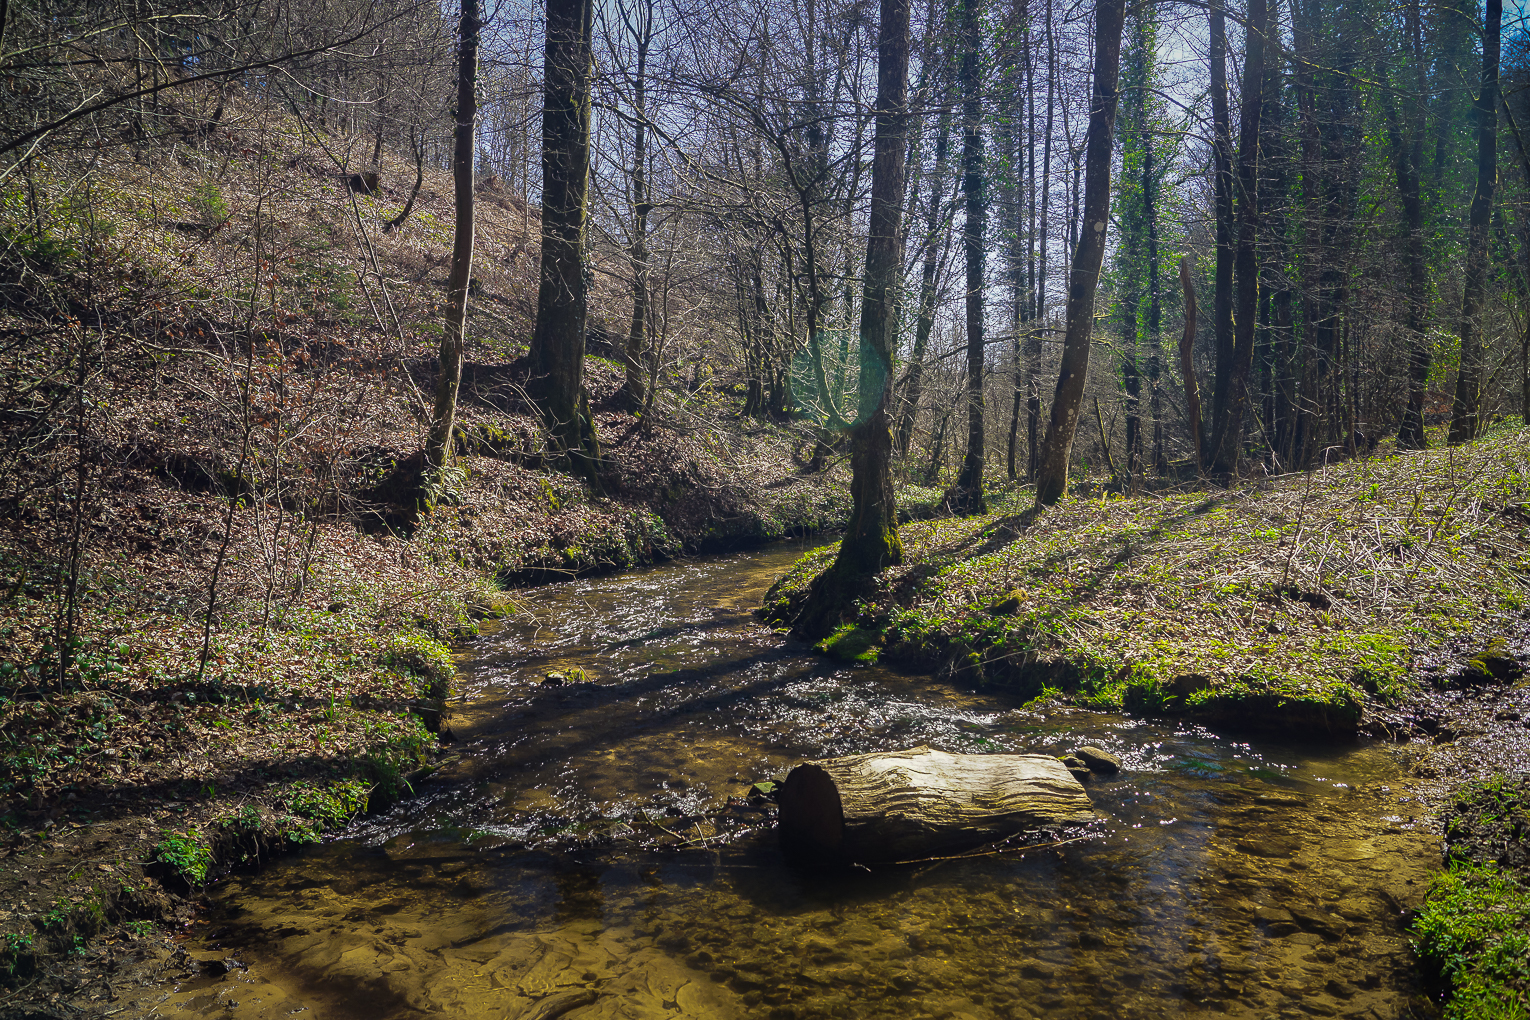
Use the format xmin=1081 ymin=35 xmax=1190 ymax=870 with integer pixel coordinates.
xmin=1059 ymin=756 xmax=1091 ymax=782
xmin=541 ymin=667 xmax=589 ymax=686
xmin=542 ymin=671 xmax=567 ymax=686
xmin=1075 ymin=746 xmax=1122 ymax=775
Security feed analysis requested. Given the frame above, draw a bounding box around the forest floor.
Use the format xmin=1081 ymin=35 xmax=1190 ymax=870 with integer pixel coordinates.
xmin=767 ymin=423 xmax=1530 ymax=733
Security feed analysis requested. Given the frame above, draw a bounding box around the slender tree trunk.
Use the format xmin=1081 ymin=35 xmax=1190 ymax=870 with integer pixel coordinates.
xmin=1145 ymin=108 xmax=1163 ymax=475
xmin=1290 ymin=0 xmax=1322 ymax=466
xmin=830 ymin=0 xmax=910 ymax=578
xmin=1033 ymin=0 xmax=1127 ymax=507
xmin=1122 ymin=286 xmax=1140 ymax=485
xmin=1178 ymin=255 xmax=1203 ymax=472
xmin=1007 ymin=14 xmax=1032 ymax=481
xmin=1449 ymin=0 xmax=1501 ymax=444
xmin=1391 ymin=0 xmax=1430 ymax=450
xmin=426 ymin=0 xmax=480 ymax=480
xmin=1210 ymin=0 xmax=1266 ymax=474
xmin=531 ymin=0 xmax=601 ymax=481
xmin=622 ymin=6 xmax=653 ymax=409
xmin=1029 ymin=0 xmax=1055 ymax=481
xmin=950 ymin=0 xmax=987 ymax=513
xmin=385 ymin=126 xmax=428 ymax=234
xmin=1209 ymin=0 xmax=1234 ymax=463
xmin=897 ymin=105 xmax=952 ymax=456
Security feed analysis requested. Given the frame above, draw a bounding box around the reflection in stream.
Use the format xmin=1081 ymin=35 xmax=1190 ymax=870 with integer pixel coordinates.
xmin=129 ymin=541 xmax=1439 ymax=1019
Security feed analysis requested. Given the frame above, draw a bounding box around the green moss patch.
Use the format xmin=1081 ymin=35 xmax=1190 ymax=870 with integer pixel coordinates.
xmin=818 ymin=624 xmax=882 ymax=664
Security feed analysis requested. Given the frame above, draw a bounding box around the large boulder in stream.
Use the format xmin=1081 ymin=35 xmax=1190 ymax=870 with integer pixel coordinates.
xmin=777 ymin=746 xmax=1094 ymax=867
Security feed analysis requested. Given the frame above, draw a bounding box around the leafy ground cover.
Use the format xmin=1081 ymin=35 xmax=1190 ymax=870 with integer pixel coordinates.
xmin=1413 ymin=774 xmax=1530 ymax=1019
xmin=767 ymin=423 xmax=1530 ymax=731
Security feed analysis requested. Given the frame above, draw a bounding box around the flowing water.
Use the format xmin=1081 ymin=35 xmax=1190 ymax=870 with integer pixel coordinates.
xmin=128 ymin=541 xmax=1442 ymax=1020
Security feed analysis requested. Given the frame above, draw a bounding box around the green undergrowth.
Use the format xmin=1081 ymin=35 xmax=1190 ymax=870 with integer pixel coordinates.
xmin=1415 ymin=774 xmax=1530 ymax=1019
xmin=765 ymin=426 xmax=1530 ymax=730
xmin=1413 ymin=863 xmax=1530 ymax=1019
xmin=0 ymin=711 xmax=435 ymax=983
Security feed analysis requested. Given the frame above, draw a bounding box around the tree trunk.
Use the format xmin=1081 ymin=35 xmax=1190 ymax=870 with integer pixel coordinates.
xmin=897 ymin=103 xmax=953 ymax=457
xmin=425 ymin=0 xmax=480 ymax=480
xmin=1208 ymin=0 xmax=1234 ymax=463
xmin=950 ymin=0 xmax=987 ymax=514
xmin=1448 ymin=0 xmax=1501 ymax=445
xmin=622 ymin=3 xmax=653 ymax=410
xmin=1145 ymin=105 xmax=1163 ymax=475
xmin=778 ymin=746 xmax=1094 ymax=866
xmin=1390 ymin=1 xmax=1430 ymax=450
xmin=531 ymin=0 xmax=601 ymax=481
xmin=1033 ymin=0 xmax=1127 ymax=507
xmin=1178 ymin=254 xmax=1203 ymax=471
xmin=1030 ymin=0 xmax=1055 ymax=482
xmin=829 ymin=0 xmax=910 ymax=578
xmin=1210 ymin=0 xmax=1267 ymax=474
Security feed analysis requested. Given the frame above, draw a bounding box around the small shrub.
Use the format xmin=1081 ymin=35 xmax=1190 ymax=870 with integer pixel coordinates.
xmin=150 ymin=830 xmax=213 ymax=885
xmin=282 ymin=777 xmax=370 ymax=828
xmin=190 ymin=182 xmax=229 ymax=225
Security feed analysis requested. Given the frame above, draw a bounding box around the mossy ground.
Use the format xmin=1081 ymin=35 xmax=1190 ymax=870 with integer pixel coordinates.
xmin=767 ymin=424 xmax=1530 ymax=731
xmin=1413 ymin=774 xmax=1530 ymax=1019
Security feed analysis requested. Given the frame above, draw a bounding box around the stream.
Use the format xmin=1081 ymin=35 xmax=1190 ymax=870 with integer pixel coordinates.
xmin=128 ymin=540 xmax=1441 ymax=1020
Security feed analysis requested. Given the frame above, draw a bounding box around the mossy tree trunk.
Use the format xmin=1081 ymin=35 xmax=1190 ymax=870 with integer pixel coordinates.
xmin=830 ymin=0 xmax=910 ymax=579
xmin=531 ymin=0 xmax=602 ymax=482
xmin=425 ymin=0 xmax=479 ymax=482
xmin=1033 ymin=0 xmax=1126 ymax=507
xmin=1448 ymin=0 xmax=1500 ymax=445
xmin=1178 ymin=255 xmax=1203 ymax=470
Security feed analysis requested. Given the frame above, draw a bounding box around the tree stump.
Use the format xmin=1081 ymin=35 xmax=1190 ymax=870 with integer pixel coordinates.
xmin=777 ymin=746 xmax=1094 ymax=866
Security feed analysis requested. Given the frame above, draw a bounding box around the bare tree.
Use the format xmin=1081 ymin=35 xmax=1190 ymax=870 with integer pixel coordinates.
xmin=531 ymin=0 xmax=602 ymax=481
xmin=1033 ymin=0 xmax=1127 ymax=507
xmin=426 ymin=0 xmax=481 ymax=481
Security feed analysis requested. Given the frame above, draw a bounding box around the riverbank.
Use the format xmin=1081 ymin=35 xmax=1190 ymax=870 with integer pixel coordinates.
xmin=766 ymin=423 xmax=1530 ymax=733
xmin=0 ymin=115 xmax=902 ymax=997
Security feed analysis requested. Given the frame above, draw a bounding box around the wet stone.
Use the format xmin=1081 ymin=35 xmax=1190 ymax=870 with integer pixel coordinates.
xmin=1074 ymin=746 xmax=1122 ymax=775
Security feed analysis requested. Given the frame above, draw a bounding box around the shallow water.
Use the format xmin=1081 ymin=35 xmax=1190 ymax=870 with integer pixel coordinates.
xmin=130 ymin=541 xmax=1441 ymax=1019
